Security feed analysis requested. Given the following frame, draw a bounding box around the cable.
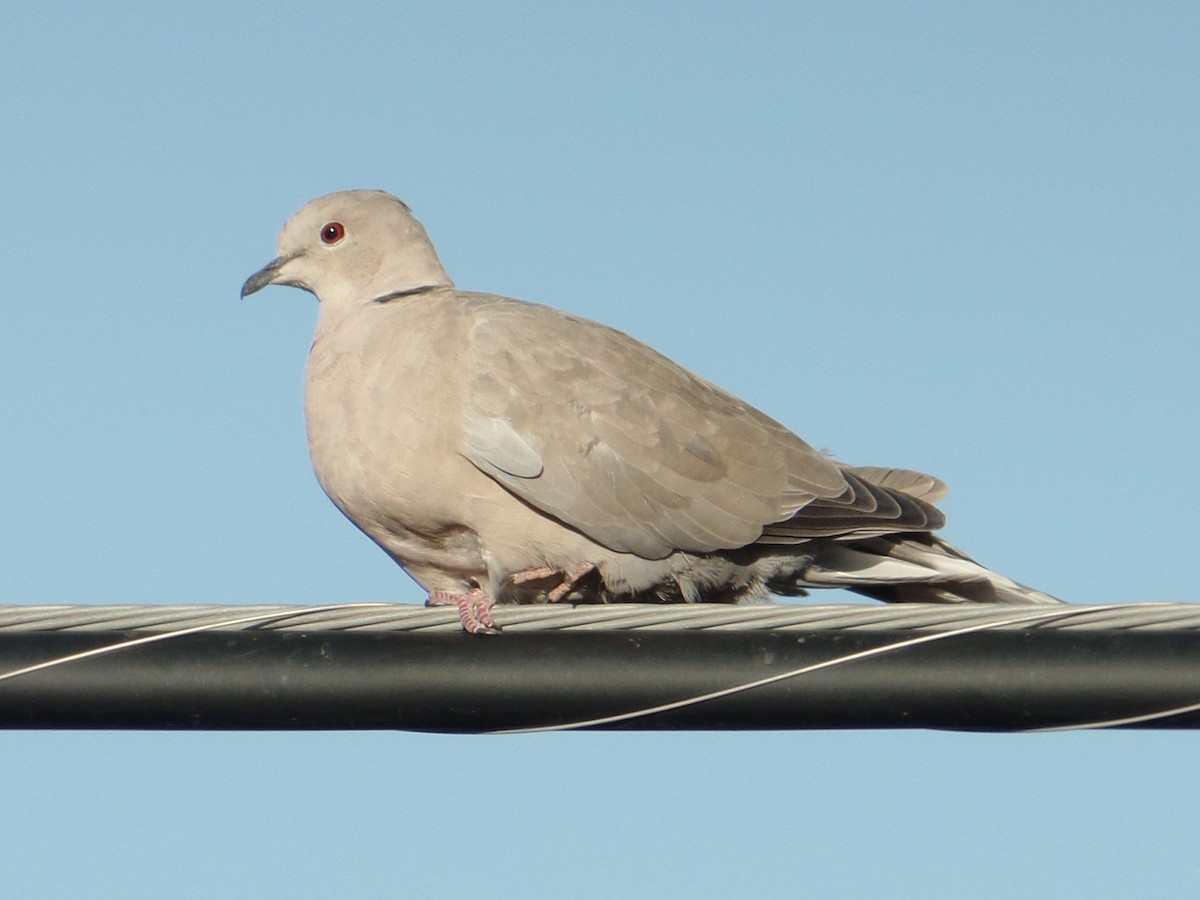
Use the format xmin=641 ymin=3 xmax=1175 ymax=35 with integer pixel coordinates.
xmin=0 ymin=601 xmax=1196 ymax=732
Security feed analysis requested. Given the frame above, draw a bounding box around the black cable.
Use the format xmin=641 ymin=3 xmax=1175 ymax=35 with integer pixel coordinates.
xmin=0 ymin=606 xmax=1197 ymax=732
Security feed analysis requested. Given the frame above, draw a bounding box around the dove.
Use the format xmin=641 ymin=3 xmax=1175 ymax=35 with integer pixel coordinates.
xmin=242 ymin=190 xmax=1062 ymax=633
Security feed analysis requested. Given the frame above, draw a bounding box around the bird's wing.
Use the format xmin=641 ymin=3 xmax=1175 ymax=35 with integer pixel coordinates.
xmin=460 ymin=296 xmax=941 ymax=559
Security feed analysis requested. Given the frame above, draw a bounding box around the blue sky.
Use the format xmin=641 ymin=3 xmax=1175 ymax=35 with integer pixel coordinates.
xmin=1 ymin=2 xmax=1197 ymax=896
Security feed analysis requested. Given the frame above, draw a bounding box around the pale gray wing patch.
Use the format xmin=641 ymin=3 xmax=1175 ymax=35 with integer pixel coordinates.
xmin=463 ymin=413 xmax=544 ymax=479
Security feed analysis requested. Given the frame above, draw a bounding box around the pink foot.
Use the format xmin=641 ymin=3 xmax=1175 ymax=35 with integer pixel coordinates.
xmin=427 ymin=587 xmax=500 ymax=635
xmin=510 ymin=566 xmax=559 ymax=585
xmin=510 ymin=562 xmax=598 ymax=603
xmin=548 ymin=562 xmax=597 ymax=602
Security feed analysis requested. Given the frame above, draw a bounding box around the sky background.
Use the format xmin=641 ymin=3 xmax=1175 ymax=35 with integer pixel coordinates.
xmin=1 ymin=2 xmax=1198 ymax=896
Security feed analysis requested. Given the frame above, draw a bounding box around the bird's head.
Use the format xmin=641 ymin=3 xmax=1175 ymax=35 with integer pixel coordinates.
xmin=241 ymin=189 xmax=453 ymax=308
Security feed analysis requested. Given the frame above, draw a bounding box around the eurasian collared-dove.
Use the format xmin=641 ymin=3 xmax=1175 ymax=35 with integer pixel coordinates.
xmin=243 ymin=190 xmax=1062 ymax=633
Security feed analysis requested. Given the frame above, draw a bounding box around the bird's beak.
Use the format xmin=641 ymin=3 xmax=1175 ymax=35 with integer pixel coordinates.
xmin=241 ymin=252 xmax=300 ymax=298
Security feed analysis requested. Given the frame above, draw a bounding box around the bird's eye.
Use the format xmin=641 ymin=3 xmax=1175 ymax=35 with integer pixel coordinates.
xmin=320 ymin=222 xmax=346 ymax=244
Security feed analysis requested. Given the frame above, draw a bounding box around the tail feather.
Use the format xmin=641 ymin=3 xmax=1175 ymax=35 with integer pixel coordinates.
xmin=801 ymin=534 xmax=1063 ymax=605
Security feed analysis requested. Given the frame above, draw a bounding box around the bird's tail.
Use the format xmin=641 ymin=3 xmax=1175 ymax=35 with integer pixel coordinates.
xmin=800 ymin=534 xmax=1064 ymax=605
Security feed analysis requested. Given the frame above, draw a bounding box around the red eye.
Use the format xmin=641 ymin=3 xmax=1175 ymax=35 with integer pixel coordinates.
xmin=320 ymin=222 xmax=345 ymax=244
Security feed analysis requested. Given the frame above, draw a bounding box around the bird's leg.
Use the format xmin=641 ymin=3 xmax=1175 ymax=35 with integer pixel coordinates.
xmin=426 ymin=587 xmax=500 ymax=635
xmin=509 ymin=566 xmax=559 ymax=585
xmin=509 ymin=562 xmax=599 ymax=602
xmin=546 ymin=562 xmax=598 ymax=602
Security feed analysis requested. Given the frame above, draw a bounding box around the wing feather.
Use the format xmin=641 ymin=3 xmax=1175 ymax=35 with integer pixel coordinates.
xmin=458 ymin=295 xmax=943 ymax=557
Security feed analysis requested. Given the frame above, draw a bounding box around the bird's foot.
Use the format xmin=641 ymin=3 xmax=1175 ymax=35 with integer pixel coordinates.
xmin=426 ymin=587 xmax=500 ymax=634
xmin=510 ymin=562 xmax=598 ymax=603
xmin=548 ymin=562 xmax=598 ymax=602
xmin=510 ymin=566 xmax=558 ymax=584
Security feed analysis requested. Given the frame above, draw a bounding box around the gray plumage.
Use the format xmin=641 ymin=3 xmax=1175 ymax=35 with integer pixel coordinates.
xmin=242 ymin=190 xmax=1061 ymax=632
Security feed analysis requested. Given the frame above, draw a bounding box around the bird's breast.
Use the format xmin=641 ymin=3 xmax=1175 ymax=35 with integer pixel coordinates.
xmin=303 ymin=304 xmax=472 ymax=538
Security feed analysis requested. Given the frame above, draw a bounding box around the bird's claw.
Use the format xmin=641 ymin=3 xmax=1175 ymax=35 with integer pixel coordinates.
xmin=427 ymin=587 xmax=500 ymax=634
